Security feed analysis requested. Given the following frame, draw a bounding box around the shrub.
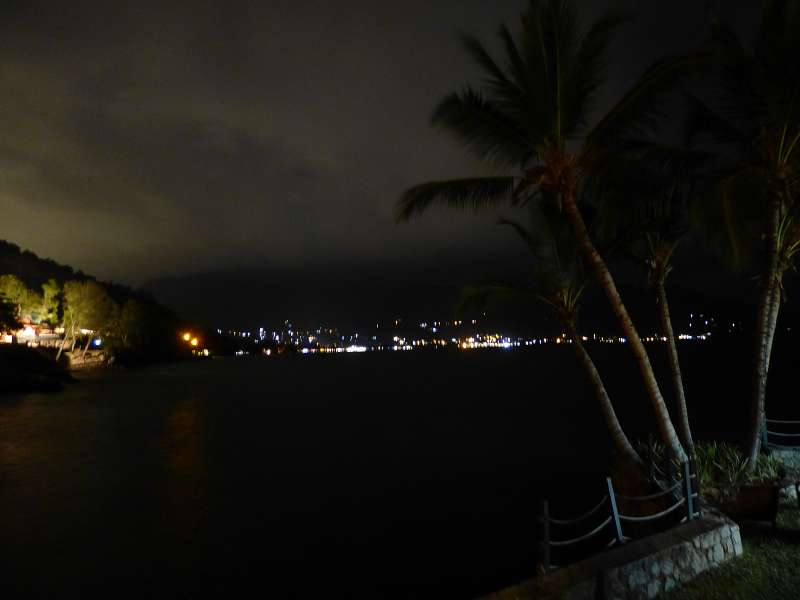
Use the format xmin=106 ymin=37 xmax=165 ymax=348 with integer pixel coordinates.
xmin=637 ymin=438 xmax=783 ymax=497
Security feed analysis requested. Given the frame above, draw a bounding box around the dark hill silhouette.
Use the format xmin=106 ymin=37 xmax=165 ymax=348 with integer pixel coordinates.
xmin=0 ymin=240 xmax=87 ymax=289
xmin=142 ymin=255 xmax=795 ymax=339
xmin=0 ymin=239 xmax=158 ymax=306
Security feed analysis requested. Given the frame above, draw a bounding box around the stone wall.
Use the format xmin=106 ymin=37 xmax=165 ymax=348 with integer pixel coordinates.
xmin=602 ymin=518 xmax=742 ymax=598
xmin=483 ymin=516 xmax=742 ymax=600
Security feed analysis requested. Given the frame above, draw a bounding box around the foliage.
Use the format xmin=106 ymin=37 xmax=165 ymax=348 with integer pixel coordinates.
xmin=0 ymin=240 xmax=84 ymax=289
xmin=62 ymin=280 xmax=117 ymax=337
xmin=396 ymin=0 xmax=708 ymax=219
xmin=41 ymin=279 xmax=61 ymax=325
xmin=0 ymin=274 xmax=44 ymax=322
xmin=686 ymin=1 xmax=800 ymax=269
xmin=456 ymin=201 xmax=588 ymax=328
xmin=112 ymin=299 xmax=149 ymax=351
xmin=638 ymin=438 xmax=782 ymax=493
xmin=0 ymin=292 xmax=20 ymax=331
xmin=397 ymin=0 xmax=711 ymax=463
xmin=693 ymin=441 xmax=782 ymax=490
xmin=0 ymin=259 xmax=184 ymax=364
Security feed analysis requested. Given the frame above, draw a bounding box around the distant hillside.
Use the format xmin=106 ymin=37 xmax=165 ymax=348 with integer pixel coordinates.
xmin=142 ymin=253 xmax=550 ymax=333
xmin=0 ymin=240 xmax=156 ymax=305
xmin=0 ymin=241 xmax=88 ymax=289
xmin=142 ymin=259 xmax=781 ymax=337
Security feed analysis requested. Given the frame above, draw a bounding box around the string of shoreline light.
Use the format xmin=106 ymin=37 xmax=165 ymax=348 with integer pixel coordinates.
xmin=215 ymin=329 xmax=714 ymax=357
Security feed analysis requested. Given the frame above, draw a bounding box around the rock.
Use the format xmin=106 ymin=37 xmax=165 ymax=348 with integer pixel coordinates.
xmin=713 ymin=543 xmax=725 ymax=563
xmin=733 ymin=537 xmax=743 ymax=556
xmin=662 ymin=559 xmax=674 ymax=576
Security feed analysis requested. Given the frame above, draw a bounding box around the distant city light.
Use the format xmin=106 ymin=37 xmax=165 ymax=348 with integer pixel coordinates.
xmin=203 ymin=311 xmax=721 ymax=359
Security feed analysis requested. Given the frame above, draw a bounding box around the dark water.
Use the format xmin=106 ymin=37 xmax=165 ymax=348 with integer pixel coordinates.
xmin=0 ymin=342 xmax=784 ymax=597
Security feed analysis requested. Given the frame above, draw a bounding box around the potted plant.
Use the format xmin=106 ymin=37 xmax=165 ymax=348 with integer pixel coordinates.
xmin=639 ymin=439 xmax=785 ymax=528
xmin=695 ymin=442 xmax=784 ymax=528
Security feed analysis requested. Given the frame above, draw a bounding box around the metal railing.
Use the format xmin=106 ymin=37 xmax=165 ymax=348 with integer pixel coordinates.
xmin=538 ymin=460 xmax=701 ymax=571
xmin=763 ymin=418 xmax=800 ymax=450
xmin=763 ymin=418 xmax=800 ymax=508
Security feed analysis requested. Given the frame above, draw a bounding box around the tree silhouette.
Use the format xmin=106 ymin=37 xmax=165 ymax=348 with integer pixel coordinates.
xmin=397 ymin=0 xmax=709 ymax=461
xmin=686 ymin=1 xmax=800 ymax=465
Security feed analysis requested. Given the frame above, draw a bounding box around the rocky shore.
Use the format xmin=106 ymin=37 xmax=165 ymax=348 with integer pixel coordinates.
xmin=0 ymin=345 xmax=73 ymax=394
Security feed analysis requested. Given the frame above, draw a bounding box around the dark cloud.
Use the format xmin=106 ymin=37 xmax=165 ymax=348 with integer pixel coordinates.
xmin=0 ymin=1 xmax=755 ymax=285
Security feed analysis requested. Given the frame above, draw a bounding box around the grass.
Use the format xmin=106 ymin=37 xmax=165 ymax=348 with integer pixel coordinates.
xmin=663 ymin=499 xmax=800 ymax=600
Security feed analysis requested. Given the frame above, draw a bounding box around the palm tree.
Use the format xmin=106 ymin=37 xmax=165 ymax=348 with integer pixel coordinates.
xmin=685 ymin=1 xmax=800 ymax=465
xmin=463 ymin=204 xmax=643 ymax=466
xmin=590 ymin=144 xmax=709 ymax=455
xmin=397 ymin=0 xmax=708 ymax=462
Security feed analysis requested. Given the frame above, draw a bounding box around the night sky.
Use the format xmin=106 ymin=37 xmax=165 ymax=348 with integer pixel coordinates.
xmin=1 ymin=1 xmax=755 ymax=291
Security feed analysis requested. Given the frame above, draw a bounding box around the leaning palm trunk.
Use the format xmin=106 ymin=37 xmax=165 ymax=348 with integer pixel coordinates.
xmin=746 ymin=196 xmax=782 ymax=466
xmin=55 ymin=319 xmax=74 ymax=361
xmin=764 ymin=285 xmax=782 ymax=374
xmin=81 ymin=335 xmax=92 ymax=358
xmin=566 ymin=323 xmax=643 ymax=467
xmin=655 ymin=280 xmax=694 ymax=454
xmin=562 ymin=191 xmax=688 ymax=463
xmin=55 ymin=333 xmax=68 ymax=361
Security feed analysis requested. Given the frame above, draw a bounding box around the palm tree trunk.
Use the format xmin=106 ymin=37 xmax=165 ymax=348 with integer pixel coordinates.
xmin=56 ymin=332 xmax=67 ymax=361
xmin=56 ymin=319 xmax=74 ymax=361
xmin=656 ymin=280 xmax=694 ymax=454
xmin=566 ymin=323 xmax=643 ymax=467
xmin=748 ymin=283 xmax=782 ymax=457
xmin=81 ymin=335 xmax=92 ymax=358
xmin=746 ymin=196 xmax=782 ymax=467
xmin=561 ymin=190 xmax=688 ymax=463
xmin=765 ymin=285 xmax=781 ymax=374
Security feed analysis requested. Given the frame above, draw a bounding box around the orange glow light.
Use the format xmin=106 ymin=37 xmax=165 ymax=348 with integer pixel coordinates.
xmin=183 ymin=332 xmax=191 ymax=341
xmin=190 ymin=338 xmax=199 ymax=346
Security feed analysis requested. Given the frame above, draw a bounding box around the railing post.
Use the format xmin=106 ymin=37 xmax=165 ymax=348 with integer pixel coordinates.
xmin=761 ymin=423 xmax=769 ymax=448
xmin=538 ymin=500 xmax=550 ymax=572
xmin=606 ymin=477 xmax=624 ymax=544
xmin=683 ymin=461 xmax=695 ymax=521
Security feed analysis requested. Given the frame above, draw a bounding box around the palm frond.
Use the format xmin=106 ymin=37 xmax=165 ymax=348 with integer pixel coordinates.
xmin=495 ymin=24 xmax=555 ymax=145
xmin=683 ymin=93 xmax=749 ymax=151
xmin=498 ymin=217 xmax=538 ymax=254
xmin=432 ymin=89 xmax=534 ymax=167
xmin=562 ymin=12 xmax=627 ymax=136
xmin=460 ymin=33 xmax=516 ymax=92
xmin=516 ymin=0 xmax=584 ymax=141
xmin=586 ymin=48 xmax=711 ymax=156
xmin=498 ymin=205 xmax=584 ymax=296
xmin=691 ymin=164 xmax=766 ymax=269
xmin=498 ymin=24 xmax=535 ymax=95
xmin=395 ymin=177 xmax=516 ymax=222
xmin=755 ymin=0 xmax=800 ymax=83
